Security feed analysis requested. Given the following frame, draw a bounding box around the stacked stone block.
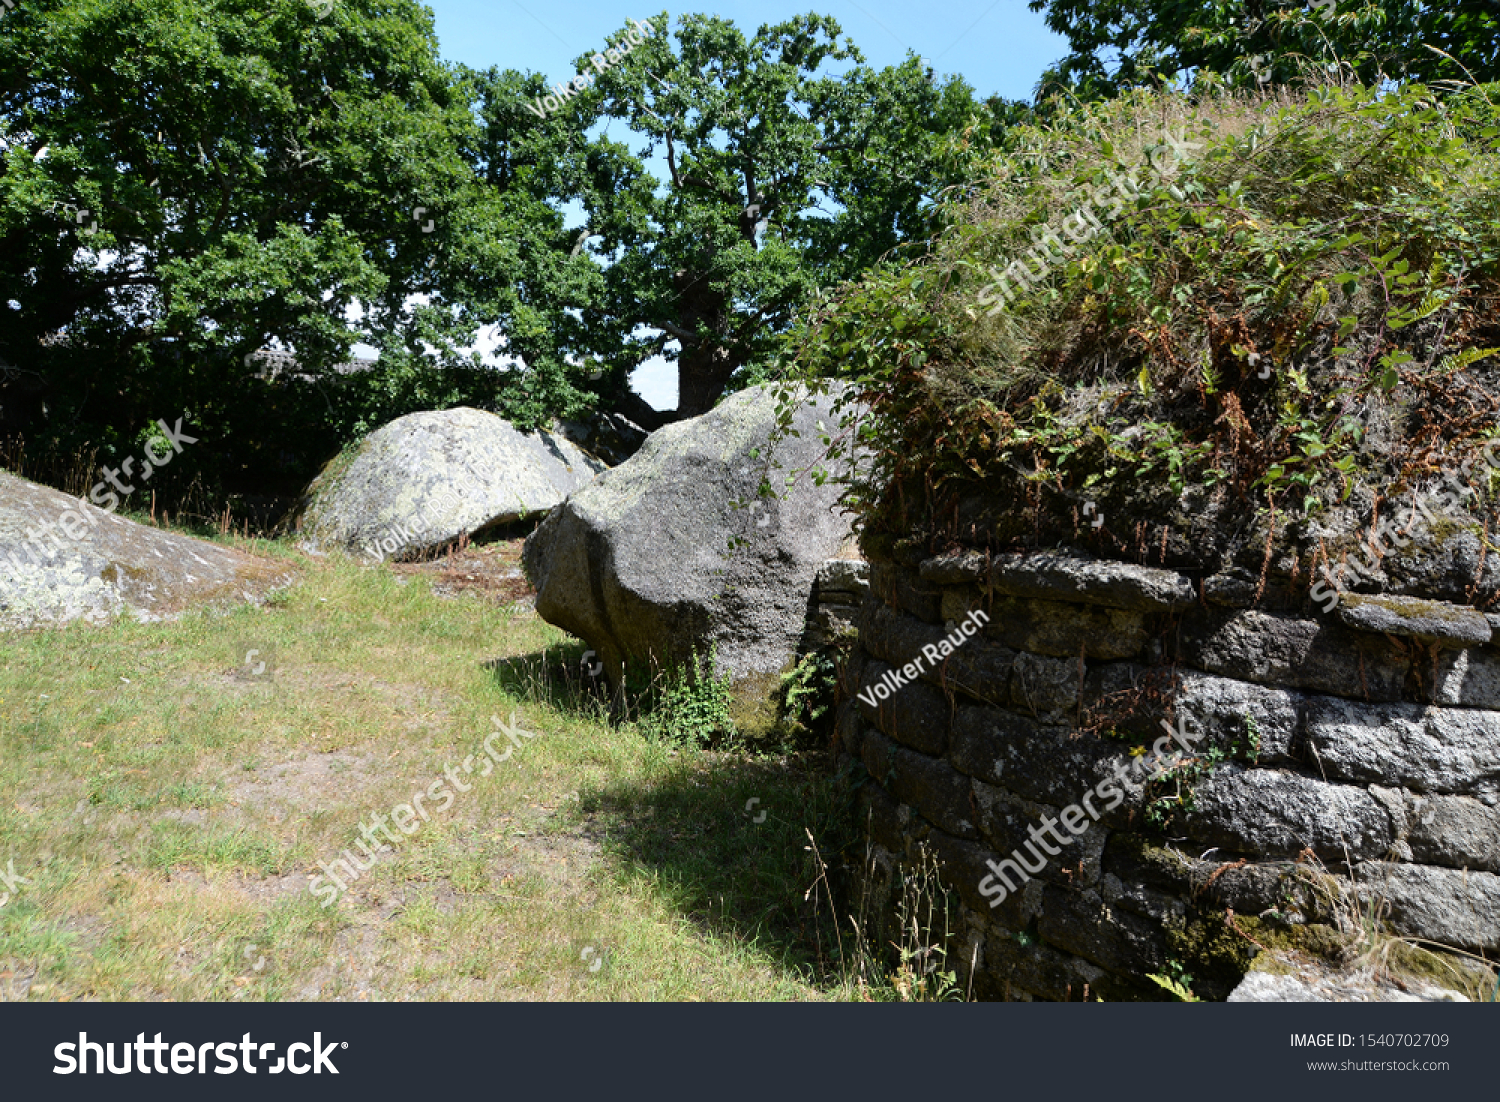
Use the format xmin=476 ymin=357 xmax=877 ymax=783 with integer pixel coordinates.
xmin=835 ymin=548 xmax=1500 ymax=1000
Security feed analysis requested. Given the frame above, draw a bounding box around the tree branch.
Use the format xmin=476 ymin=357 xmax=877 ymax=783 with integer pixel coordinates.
xmin=657 ymin=319 xmax=702 ymax=345
xmin=664 ymin=131 xmax=683 ymax=188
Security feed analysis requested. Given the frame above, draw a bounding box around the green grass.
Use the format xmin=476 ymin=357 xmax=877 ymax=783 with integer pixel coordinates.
xmin=0 ymin=535 xmax=872 ymax=1002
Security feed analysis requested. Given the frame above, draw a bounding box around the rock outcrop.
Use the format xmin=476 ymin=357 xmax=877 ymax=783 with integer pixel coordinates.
xmin=295 ymin=407 xmax=606 ymax=561
xmin=522 ymin=385 xmax=859 ymax=711
xmin=0 ymin=469 xmax=292 ymax=629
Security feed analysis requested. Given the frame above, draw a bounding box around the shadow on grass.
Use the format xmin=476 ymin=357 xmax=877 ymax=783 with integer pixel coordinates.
xmin=486 ymin=641 xmax=769 ymax=748
xmin=485 ymin=644 xmax=865 ymax=990
xmin=483 ymin=641 xmax=612 ymax=722
xmin=577 ymin=748 xmax=862 ymax=989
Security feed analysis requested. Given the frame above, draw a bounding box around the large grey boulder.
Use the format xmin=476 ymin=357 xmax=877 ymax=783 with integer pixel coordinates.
xmin=296 ymin=407 xmax=606 ymax=561
xmin=522 ymin=384 xmax=859 ymax=714
xmin=0 ymin=469 xmax=292 ymax=630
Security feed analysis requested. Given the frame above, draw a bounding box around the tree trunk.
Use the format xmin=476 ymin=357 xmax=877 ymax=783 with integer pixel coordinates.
xmin=677 ymin=343 xmax=737 ymax=418
xmin=672 ymin=267 xmax=738 ymax=418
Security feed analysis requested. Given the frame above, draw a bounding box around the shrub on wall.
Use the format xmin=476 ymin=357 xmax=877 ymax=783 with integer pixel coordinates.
xmin=779 ymin=83 xmax=1500 ymax=567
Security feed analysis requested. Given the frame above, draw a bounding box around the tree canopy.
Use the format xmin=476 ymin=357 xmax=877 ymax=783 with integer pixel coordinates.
xmin=1029 ymin=0 xmax=1499 ymax=95
xmin=0 ymin=0 xmax=493 ymax=436
xmin=486 ymin=12 xmax=1023 ymax=416
xmin=1 ymin=1 xmax=1025 ymax=493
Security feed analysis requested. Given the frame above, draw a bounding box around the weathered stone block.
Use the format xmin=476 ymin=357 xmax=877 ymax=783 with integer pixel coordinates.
xmin=1098 ymin=873 xmax=1188 ymax=924
xmin=942 ymin=589 xmax=1149 ymax=660
xmin=854 ymin=660 xmax=952 ymax=755
xmin=1229 ymin=960 xmax=1474 ymax=1002
xmin=858 ymin=599 xmax=938 ymax=668
xmin=1178 ymin=609 xmax=1407 ymax=701
xmin=837 ymin=646 xmax=865 ymax=697
xmin=855 ymin=778 xmax=908 ymax=855
xmin=816 ymin=558 xmax=869 ymax=596
xmin=972 ymin=935 xmax=1134 ymax=1001
xmin=937 ymin=584 xmax=984 ymax=628
xmin=1173 ymin=672 xmax=1302 ymax=765
xmin=923 ymin=827 xmax=1041 ymax=928
xmin=1101 ymin=832 xmax=1343 ymax=924
xmin=974 ymin=930 xmax=1118 ymax=1002
xmin=1185 ymin=767 xmax=1394 ymax=861
xmin=971 ymin=780 xmax=1108 ymax=891
xmin=1432 ymin=647 xmax=1500 ymax=710
xmin=1356 ymin=862 xmax=1500 ymax=953
xmin=1073 ymin=661 xmax=1169 ymax=743
xmin=1198 ymin=862 xmax=1297 ymax=916
xmin=1036 ymin=885 xmax=1167 ymax=976
xmin=949 ymin=704 xmax=1049 ymax=787
xmin=860 ymin=601 xmax=1015 ymax=705
xmin=1406 ymin=793 xmax=1500 ymax=873
xmin=1337 ymin=593 xmax=1491 ymax=647
xmin=1368 ymin=785 xmax=1411 ymax=860
xmin=1081 ymin=661 xmax=1151 ymax=707
xmin=1202 ymin=570 xmax=1258 ymax=608
xmin=870 ymin=561 xmax=942 ymax=623
xmin=950 ymin=704 xmax=1144 ymax=823
xmin=1102 ymin=832 xmax=1198 ymax=894
xmin=860 ymin=728 xmax=977 ymax=839
xmin=834 ymin=699 xmax=863 ymax=759
xmin=1381 ymin=525 xmax=1500 ymax=606
xmin=1009 ymin=651 xmax=1081 ymax=720
xmin=916 ymin=549 xmax=993 ymax=586
xmin=921 ymin=550 xmax=1196 ymax=612
xmin=1304 ymin=697 xmax=1500 ymax=799
xmin=810 ymin=603 xmax=858 ymax=646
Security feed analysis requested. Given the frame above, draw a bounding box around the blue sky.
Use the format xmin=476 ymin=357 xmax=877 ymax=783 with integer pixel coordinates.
xmin=420 ymin=1 xmax=1068 ymax=410
xmin=424 ymin=1 xmax=1065 ymax=102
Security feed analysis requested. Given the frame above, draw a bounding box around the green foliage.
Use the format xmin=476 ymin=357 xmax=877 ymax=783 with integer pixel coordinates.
xmin=629 ymin=647 xmax=738 ymax=747
xmin=2 ymin=5 xmax=1034 ymax=518
xmin=1 ymin=0 xmax=480 ymax=373
xmin=1028 ymin=0 xmax=1499 ymax=96
xmin=886 ymin=846 xmax=964 ymax=1002
xmin=776 ymin=647 xmax=840 ymax=741
xmin=821 ymin=840 xmax=966 ymax=1002
xmin=778 ymin=84 xmax=1500 ymax=553
xmin=1143 ymin=738 xmax=1234 ymax=831
xmin=1243 ymin=712 xmax=1263 ymax=760
xmin=0 ymin=0 xmax=598 ymax=509
xmin=509 ymin=12 xmax=1027 ymax=415
xmin=1147 ymin=960 xmax=1200 ymax=1002
xmin=1103 ymin=711 xmax=1260 ymax=832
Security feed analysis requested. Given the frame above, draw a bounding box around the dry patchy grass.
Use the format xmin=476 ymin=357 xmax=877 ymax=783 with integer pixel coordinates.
xmin=0 ymin=536 xmax=847 ymax=1002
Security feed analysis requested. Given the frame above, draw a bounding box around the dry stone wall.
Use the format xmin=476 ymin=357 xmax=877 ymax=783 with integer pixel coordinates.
xmin=833 ymin=547 xmax=1500 ymax=1000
